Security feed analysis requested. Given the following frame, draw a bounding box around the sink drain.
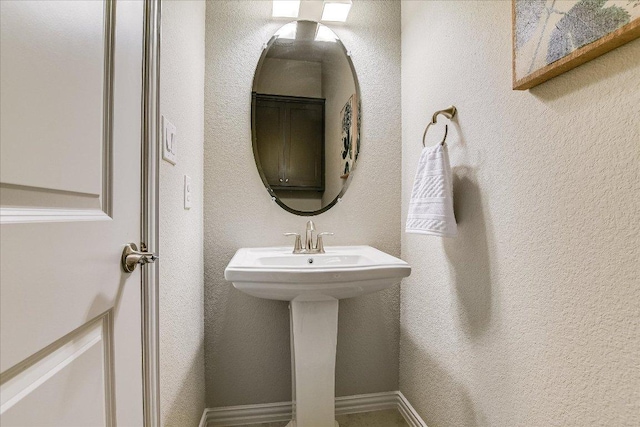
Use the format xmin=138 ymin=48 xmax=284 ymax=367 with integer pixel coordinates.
xmin=307 ymin=258 xmax=314 ymax=264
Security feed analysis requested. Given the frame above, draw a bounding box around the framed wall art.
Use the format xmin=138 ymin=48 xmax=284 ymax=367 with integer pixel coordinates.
xmin=339 ymin=94 xmax=360 ymax=179
xmin=512 ymin=0 xmax=640 ymax=90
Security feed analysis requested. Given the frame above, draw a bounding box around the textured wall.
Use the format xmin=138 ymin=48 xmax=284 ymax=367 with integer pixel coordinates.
xmin=159 ymin=1 xmax=206 ymax=426
xmin=204 ymin=0 xmax=401 ymax=407
xmin=400 ymin=2 xmax=640 ymax=426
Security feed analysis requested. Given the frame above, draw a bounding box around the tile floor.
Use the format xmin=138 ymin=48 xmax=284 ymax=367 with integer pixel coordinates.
xmin=224 ymin=409 xmax=409 ymax=427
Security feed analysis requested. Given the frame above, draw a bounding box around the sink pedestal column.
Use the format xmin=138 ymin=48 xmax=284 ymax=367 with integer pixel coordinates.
xmin=286 ymin=299 xmax=339 ymax=427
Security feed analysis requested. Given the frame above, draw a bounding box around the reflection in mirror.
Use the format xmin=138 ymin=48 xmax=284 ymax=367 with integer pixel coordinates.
xmin=252 ymin=20 xmax=360 ymax=215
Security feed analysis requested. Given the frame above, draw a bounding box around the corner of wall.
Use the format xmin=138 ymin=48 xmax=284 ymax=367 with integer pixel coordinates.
xmin=159 ymin=1 xmax=207 ymax=426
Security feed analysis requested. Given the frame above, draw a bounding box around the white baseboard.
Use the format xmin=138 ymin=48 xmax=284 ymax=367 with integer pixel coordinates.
xmin=396 ymin=391 xmax=427 ymax=427
xmin=200 ymin=391 xmax=426 ymax=427
xmin=200 ymin=400 xmax=291 ymax=427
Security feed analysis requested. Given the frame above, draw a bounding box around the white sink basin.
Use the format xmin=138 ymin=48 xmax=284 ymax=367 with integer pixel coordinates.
xmin=224 ymin=245 xmax=410 ymax=301
xmin=224 ymin=244 xmax=411 ymax=427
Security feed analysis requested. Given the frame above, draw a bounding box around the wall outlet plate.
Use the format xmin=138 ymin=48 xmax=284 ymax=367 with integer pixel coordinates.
xmin=184 ymin=175 xmax=192 ymax=209
xmin=162 ymin=116 xmax=177 ymax=165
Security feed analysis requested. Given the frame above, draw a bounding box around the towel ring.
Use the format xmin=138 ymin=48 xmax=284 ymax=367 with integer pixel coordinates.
xmin=422 ymin=105 xmax=457 ymax=147
xmin=422 ymin=122 xmax=449 ymax=147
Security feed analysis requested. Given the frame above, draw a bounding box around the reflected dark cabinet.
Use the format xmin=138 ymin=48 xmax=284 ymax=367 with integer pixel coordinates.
xmin=253 ymin=93 xmax=325 ymax=191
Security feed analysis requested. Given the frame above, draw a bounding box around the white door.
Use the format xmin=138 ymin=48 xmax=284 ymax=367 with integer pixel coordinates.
xmin=1 ymin=1 xmax=147 ymax=425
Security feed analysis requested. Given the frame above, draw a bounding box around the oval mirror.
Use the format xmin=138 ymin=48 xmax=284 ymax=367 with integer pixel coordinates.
xmin=252 ymin=20 xmax=361 ymax=216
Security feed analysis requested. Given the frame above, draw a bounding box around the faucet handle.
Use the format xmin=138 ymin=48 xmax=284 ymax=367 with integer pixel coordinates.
xmin=284 ymin=233 xmax=302 ymax=253
xmin=315 ymin=232 xmax=334 ymax=254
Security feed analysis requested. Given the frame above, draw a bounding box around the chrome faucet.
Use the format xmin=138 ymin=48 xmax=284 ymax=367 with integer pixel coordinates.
xmin=305 ymin=220 xmax=316 ymax=251
xmin=284 ymin=221 xmax=333 ymax=254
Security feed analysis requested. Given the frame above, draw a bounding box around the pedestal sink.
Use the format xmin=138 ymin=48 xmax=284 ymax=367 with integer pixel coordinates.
xmin=224 ymin=246 xmax=411 ymax=427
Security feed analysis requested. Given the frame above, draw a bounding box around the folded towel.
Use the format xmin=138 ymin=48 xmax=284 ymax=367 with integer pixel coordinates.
xmin=405 ymin=143 xmax=457 ymax=237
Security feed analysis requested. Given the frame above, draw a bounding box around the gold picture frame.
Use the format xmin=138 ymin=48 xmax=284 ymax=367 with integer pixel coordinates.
xmin=512 ymin=0 xmax=640 ymax=90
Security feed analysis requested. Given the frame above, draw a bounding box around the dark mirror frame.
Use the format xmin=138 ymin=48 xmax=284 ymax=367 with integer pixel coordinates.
xmin=251 ymin=20 xmax=361 ymax=216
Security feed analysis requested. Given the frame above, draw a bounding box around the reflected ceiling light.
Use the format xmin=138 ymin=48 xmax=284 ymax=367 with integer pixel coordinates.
xmin=275 ymin=22 xmax=298 ymax=40
xmin=321 ymin=0 xmax=352 ymax=22
xmin=272 ymin=0 xmax=301 ymax=18
xmin=315 ymin=24 xmax=337 ymax=42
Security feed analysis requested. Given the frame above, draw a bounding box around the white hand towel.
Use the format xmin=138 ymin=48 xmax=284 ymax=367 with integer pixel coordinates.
xmin=405 ymin=143 xmax=457 ymax=237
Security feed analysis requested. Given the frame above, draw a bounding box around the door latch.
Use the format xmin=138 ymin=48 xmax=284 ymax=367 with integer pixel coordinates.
xmin=121 ymin=243 xmax=158 ymax=273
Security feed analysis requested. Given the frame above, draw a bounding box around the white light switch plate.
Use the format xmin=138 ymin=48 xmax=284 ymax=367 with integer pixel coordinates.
xmin=162 ymin=116 xmax=177 ymax=165
xmin=184 ymin=175 xmax=192 ymax=209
